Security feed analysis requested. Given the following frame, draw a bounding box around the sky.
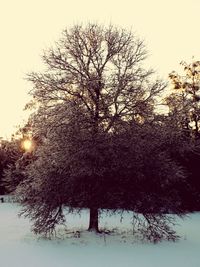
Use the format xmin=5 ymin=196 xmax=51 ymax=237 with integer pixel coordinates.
xmin=0 ymin=0 xmax=200 ymax=138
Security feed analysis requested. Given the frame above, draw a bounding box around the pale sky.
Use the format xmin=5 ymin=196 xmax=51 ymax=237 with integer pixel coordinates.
xmin=0 ymin=0 xmax=200 ymax=138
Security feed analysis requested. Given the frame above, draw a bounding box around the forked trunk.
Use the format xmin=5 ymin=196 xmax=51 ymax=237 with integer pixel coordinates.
xmin=88 ymin=207 xmax=99 ymax=232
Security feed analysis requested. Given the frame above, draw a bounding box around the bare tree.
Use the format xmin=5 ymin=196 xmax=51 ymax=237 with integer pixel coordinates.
xmin=28 ymin=24 xmax=164 ymax=129
xmin=19 ymin=23 xmax=167 ymax=234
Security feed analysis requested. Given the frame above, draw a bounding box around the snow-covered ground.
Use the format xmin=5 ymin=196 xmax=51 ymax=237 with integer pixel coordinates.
xmin=0 ymin=203 xmax=199 ymax=267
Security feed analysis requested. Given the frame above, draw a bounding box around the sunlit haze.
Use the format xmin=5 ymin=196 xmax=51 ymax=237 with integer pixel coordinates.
xmin=0 ymin=0 xmax=200 ymax=138
xmin=22 ymin=139 xmax=34 ymax=152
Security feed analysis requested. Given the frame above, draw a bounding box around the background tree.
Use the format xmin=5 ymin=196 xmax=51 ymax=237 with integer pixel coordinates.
xmin=166 ymin=60 xmax=200 ymax=210
xmin=0 ymin=138 xmax=23 ymax=194
xmin=167 ymin=60 xmax=200 ymax=137
xmin=2 ymin=124 xmax=36 ymax=194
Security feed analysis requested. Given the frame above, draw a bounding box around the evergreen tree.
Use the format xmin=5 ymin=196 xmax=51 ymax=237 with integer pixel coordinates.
xmin=0 ymin=138 xmax=23 ymax=194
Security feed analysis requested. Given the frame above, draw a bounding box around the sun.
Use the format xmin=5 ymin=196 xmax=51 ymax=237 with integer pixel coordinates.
xmin=22 ymin=139 xmax=34 ymax=152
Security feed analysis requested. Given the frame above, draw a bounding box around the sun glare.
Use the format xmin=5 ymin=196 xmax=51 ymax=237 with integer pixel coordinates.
xmin=22 ymin=139 xmax=34 ymax=152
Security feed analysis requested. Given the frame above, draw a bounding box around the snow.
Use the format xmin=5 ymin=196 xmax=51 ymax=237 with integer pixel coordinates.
xmin=0 ymin=203 xmax=200 ymax=267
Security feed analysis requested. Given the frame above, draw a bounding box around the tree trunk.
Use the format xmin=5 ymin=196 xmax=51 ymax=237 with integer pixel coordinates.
xmin=88 ymin=207 xmax=99 ymax=232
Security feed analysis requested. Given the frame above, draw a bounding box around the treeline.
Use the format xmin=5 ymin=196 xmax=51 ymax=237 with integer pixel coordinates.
xmin=0 ymin=24 xmax=200 ymax=242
